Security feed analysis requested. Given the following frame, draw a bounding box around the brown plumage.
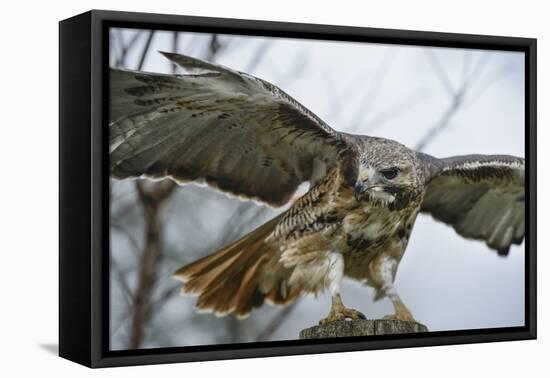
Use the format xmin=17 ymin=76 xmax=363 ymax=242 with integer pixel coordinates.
xmin=173 ymin=213 xmax=300 ymax=318
xmin=110 ymin=52 xmax=525 ymax=324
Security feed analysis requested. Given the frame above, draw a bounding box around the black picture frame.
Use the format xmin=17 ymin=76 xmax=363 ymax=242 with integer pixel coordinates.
xmin=59 ymin=9 xmax=537 ymax=368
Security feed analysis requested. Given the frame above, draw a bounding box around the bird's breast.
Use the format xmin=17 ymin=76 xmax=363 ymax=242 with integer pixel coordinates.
xmin=341 ymin=203 xmax=416 ymax=253
xmin=342 ymin=206 xmax=400 ymax=240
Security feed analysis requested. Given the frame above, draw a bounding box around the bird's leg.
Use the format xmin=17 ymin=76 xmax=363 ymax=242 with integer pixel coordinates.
xmin=319 ymin=293 xmax=366 ymax=324
xmin=382 ymin=283 xmax=416 ymax=322
xmin=370 ymin=254 xmax=416 ymax=322
xmin=318 ymin=252 xmax=366 ymax=324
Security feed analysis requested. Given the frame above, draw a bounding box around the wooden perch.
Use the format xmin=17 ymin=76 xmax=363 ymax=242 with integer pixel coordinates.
xmin=299 ymin=319 xmax=428 ymax=339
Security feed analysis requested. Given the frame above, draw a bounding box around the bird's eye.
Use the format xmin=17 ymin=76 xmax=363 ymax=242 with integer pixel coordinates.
xmin=381 ymin=168 xmax=399 ymax=180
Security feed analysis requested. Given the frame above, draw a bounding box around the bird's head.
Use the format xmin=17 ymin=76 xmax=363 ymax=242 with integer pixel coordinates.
xmin=354 ymin=138 xmax=423 ymax=208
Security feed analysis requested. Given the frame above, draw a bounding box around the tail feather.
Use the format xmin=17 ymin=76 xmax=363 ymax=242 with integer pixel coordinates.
xmin=173 ymin=214 xmax=300 ymax=318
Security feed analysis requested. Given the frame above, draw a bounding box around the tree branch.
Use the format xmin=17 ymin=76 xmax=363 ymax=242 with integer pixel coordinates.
xmin=414 ymin=52 xmax=491 ymax=151
xmin=137 ymin=31 xmax=155 ymax=71
xmin=255 ymin=301 xmax=300 ymax=341
xmin=114 ymin=29 xmax=142 ymax=68
xmin=244 ymin=40 xmax=273 ymax=73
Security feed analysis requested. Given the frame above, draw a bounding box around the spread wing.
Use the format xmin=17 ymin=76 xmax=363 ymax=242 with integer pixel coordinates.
xmin=420 ymin=154 xmax=525 ymax=255
xmin=110 ymin=52 xmax=348 ymax=207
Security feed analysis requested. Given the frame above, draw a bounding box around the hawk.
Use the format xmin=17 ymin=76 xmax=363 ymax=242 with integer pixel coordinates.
xmin=110 ymin=52 xmax=525 ymax=324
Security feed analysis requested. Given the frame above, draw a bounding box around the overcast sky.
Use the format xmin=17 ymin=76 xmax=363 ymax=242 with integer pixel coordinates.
xmin=110 ymin=28 xmax=525 ymax=349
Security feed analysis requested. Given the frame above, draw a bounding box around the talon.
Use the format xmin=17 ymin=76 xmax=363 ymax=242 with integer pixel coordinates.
xmin=320 ymin=293 xmax=367 ymax=324
xmin=319 ymin=307 xmax=367 ymax=324
xmin=383 ymin=299 xmax=416 ymax=322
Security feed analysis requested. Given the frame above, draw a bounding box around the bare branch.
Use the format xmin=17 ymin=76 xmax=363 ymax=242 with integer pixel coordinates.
xmin=110 ymin=221 xmax=141 ymax=257
xmin=465 ymin=52 xmax=492 ymax=91
xmin=126 ymin=33 xmax=227 ymax=349
xmin=204 ymin=34 xmax=222 ymax=61
xmin=346 ymin=49 xmax=397 ymax=132
xmin=244 ymin=40 xmax=273 ymax=73
xmin=255 ymin=301 xmax=300 ymax=341
xmin=149 ymin=285 xmax=181 ymax=313
xmin=276 ymin=51 xmax=309 ymax=88
xmin=415 ymin=52 xmax=492 ymax=151
xmin=111 ymin=258 xmax=135 ymax=306
xmin=323 ymin=71 xmax=345 ymax=121
xmin=464 ymin=63 xmax=516 ymax=106
xmin=460 ymin=50 xmax=472 ymax=84
xmin=137 ymin=31 xmax=155 ymax=71
xmin=414 ymin=98 xmax=461 ymax=151
xmin=114 ymin=30 xmax=142 ymax=68
xmin=425 ymin=49 xmax=456 ymax=97
xmin=361 ymin=87 xmax=430 ymax=132
xmin=171 ymin=31 xmax=179 ymax=72
xmin=181 ymin=34 xmax=199 ymax=56
xmin=128 ymin=181 xmax=177 ymax=349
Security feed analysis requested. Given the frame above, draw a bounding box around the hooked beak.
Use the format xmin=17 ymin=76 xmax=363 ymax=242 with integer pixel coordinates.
xmin=354 ymin=181 xmax=366 ymax=202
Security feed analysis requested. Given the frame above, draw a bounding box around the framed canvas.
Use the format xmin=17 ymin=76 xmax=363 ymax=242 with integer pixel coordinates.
xmin=59 ymin=10 xmax=537 ymax=368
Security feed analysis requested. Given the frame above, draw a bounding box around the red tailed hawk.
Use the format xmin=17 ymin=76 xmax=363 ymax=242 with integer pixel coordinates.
xmin=110 ymin=52 xmax=525 ymax=324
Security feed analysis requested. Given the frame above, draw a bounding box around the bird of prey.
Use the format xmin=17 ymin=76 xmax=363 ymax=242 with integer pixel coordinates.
xmin=110 ymin=51 xmax=525 ymax=324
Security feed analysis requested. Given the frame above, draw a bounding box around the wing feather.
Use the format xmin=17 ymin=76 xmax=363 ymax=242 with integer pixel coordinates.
xmin=109 ymin=52 xmax=347 ymax=207
xmin=420 ymin=154 xmax=525 ymax=255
